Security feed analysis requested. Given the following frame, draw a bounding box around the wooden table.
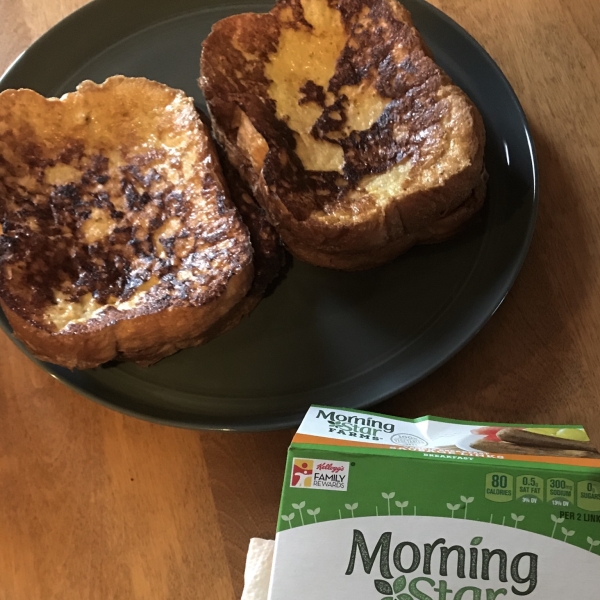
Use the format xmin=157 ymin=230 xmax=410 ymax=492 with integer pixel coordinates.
xmin=1 ymin=0 xmax=599 ymax=597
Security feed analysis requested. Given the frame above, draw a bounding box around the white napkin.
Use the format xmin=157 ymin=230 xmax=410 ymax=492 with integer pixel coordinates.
xmin=240 ymin=538 xmax=275 ymax=600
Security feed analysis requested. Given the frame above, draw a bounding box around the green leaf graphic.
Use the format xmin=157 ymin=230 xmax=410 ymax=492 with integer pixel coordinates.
xmin=398 ymin=595 xmax=412 ymax=600
xmin=471 ymin=537 xmax=483 ymax=546
xmin=589 ymin=538 xmax=600 ymax=547
xmin=374 ymin=580 xmax=393 ymax=595
xmin=393 ymin=575 xmax=406 ymax=594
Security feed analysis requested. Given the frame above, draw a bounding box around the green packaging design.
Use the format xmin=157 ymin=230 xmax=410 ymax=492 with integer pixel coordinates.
xmin=268 ymin=406 xmax=600 ymax=599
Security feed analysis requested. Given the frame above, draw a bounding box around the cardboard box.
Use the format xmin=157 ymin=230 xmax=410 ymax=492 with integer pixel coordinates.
xmin=269 ymin=406 xmax=600 ymax=599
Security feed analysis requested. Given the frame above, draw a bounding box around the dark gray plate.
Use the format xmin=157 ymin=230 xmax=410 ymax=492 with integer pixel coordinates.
xmin=0 ymin=0 xmax=537 ymax=430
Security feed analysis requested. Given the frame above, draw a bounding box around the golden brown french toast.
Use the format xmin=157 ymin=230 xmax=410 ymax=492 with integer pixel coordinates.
xmin=200 ymin=0 xmax=486 ymax=270
xmin=204 ymin=132 xmax=287 ymax=340
xmin=0 ymin=76 xmax=254 ymax=369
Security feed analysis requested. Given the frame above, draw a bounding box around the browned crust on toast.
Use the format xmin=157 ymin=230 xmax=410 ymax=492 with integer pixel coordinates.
xmin=201 ymin=142 xmax=288 ymax=340
xmin=1 ymin=280 xmax=248 ymax=368
xmin=200 ymin=0 xmax=486 ymax=270
xmin=0 ymin=76 xmax=254 ymax=368
xmin=193 ymin=108 xmax=287 ymax=342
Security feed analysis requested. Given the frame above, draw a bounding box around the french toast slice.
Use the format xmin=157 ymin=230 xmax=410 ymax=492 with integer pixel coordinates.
xmin=0 ymin=76 xmax=254 ymax=369
xmin=200 ymin=0 xmax=486 ymax=270
xmin=204 ymin=135 xmax=288 ymax=340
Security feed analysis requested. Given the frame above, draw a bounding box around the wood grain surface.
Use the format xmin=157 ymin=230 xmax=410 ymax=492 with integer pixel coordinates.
xmin=1 ymin=0 xmax=599 ymax=598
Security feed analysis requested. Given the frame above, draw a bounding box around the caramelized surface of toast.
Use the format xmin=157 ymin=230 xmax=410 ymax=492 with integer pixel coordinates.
xmin=200 ymin=0 xmax=486 ymax=269
xmin=204 ymin=158 xmax=288 ymax=340
xmin=0 ymin=76 xmax=253 ymax=367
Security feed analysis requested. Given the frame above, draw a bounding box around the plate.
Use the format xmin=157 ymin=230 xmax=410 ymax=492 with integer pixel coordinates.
xmin=455 ymin=434 xmax=486 ymax=453
xmin=0 ymin=0 xmax=538 ymax=430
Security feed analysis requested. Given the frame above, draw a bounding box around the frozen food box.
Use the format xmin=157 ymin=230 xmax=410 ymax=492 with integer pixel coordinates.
xmin=269 ymin=406 xmax=600 ymax=599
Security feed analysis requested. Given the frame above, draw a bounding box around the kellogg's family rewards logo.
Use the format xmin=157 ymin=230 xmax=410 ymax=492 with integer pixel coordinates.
xmin=346 ymin=530 xmax=538 ymax=599
xmin=290 ymin=458 xmax=350 ymax=491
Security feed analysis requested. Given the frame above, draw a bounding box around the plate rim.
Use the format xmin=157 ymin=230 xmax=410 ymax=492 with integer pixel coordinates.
xmin=0 ymin=0 xmax=539 ymax=431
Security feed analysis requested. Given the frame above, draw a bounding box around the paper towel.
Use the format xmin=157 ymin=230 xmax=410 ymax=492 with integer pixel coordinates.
xmin=240 ymin=538 xmax=275 ymax=600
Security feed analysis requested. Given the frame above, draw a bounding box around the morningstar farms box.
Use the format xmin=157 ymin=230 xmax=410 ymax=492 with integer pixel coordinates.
xmin=268 ymin=406 xmax=600 ymax=600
